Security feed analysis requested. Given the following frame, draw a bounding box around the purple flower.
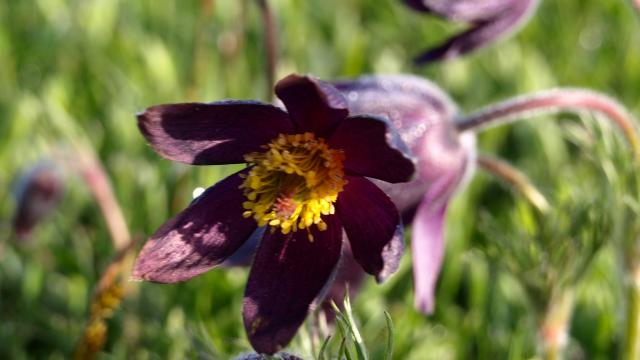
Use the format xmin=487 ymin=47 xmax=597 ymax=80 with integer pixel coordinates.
xmin=403 ymin=0 xmax=540 ymax=63
xmin=132 ymin=74 xmax=414 ymax=354
xmin=334 ymin=75 xmax=476 ymax=314
xmin=13 ymin=163 xmax=64 ymax=240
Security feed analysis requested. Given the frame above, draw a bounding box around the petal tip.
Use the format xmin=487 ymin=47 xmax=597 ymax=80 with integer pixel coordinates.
xmin=414 ymin=296 xmax=435 ymax=315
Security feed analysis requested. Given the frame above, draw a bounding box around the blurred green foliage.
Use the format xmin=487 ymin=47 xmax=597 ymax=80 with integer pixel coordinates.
xmin=1 ymin=0 xmax=640 ymax=358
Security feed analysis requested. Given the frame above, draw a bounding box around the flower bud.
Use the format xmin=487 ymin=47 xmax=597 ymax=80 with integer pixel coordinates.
xmin=12 ymin=163 xmax=64 ymax=240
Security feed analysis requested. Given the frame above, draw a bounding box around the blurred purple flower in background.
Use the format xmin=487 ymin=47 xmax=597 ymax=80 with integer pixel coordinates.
xmin=132 ymin=74 xmax=415 ymax=354
xmin=403 ymin=0 xmax=540 ymax=64
xmin=334 ymin=75 xmax=476 ymax=314
xmin=12 ymin=162 xmax=64 ymax=240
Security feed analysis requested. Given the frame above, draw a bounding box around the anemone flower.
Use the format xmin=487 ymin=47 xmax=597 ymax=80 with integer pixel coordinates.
xmin=403 ymin=0 xmax=540 ymax=64
xmin=334 ymin=75 xmax=476 ymax=314
xmin=132 ymin=74 xmax=415 ymax=354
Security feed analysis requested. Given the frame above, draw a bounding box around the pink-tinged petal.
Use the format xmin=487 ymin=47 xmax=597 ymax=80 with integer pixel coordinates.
xmin=336 ymin=176 xmax=403 ymax=282
xmin=413 ymin=0 xmax=539 ymax=63
xmin=137 ymin=101 xmax=293 ymax=165
xmin=275 ymin=74 xmax=349 ymax=137
xmin=328 ymin=115 xmax=415 ymax=183
xmin=132 ymin=170 xmax=256 ymax=283
xmin=404 ymin=0 xmax=512 ymax=21
xmin=412 ymin=198 xmax=447 ymax=314
xmin=243 ymin=215 xmax=343 ymax=355
xmin=334 ymin=75 xmax=475 ymax=219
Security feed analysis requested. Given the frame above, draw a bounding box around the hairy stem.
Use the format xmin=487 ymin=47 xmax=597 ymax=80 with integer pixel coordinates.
xmin=539 ymin=288 xmax=575 ymax=360
xmin=256 ymin=0 xmax=277 ymax=100
xmin=456 ymin=88 xmax=640 ymax=359
xmin=455 ymin=89 xmax=640 ymax=159
xmin=77 ymin=154 xmax=131 ymax=251
xmin=477 ymin=154 xmax=550 ymax=213
xmin=624 ymin=263 xmax=640 ymax=360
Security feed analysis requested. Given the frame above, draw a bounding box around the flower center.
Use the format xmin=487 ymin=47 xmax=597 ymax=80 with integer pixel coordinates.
xmin=240 ymin=132 xmax=346 ymax=236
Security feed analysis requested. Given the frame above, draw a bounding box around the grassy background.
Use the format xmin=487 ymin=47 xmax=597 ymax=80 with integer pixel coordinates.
xmin=1 ymin=0 xmax=639 ymax=358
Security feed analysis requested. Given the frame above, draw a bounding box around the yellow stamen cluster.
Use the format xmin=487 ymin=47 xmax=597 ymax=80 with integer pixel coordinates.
xmin=241 ymin=132 xmax=346 ymax=236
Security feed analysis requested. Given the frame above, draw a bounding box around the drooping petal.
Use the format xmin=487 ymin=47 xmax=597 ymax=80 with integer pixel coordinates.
xmin=406 ymin=0 xmax=540 ymax=63
xmin=243 ymin=215 xmax=343 ymax=355
xmin=411 ymin=198 xmax=448 ymax=314
xmin=336 ymin=176 xmax=403 ymax=282
xmin=275 ymin=74 xmax=349 ymax=137
xmin=132 ymin=170 xmax=256 ymax=283
xmin=334 ymin=75 xmax=475 ymax=219
xmin=404 ymin=0 xmax=512 ymax=21
xmin=328 ymin=115 xmax=415 ymax=183
xmin=333 ymin=75 xmax=458 ymax=151
xmin=137 ymin=101 xmax=293 ymax=165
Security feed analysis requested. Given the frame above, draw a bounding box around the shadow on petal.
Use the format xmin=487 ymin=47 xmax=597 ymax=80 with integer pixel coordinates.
xmin=336 ymin=176 xmax=403 ymax=282
xmin=132 ymin=170 xmax=256 ymax=283
xmin=138 ymin=101 xmax=293 ymax=165
xmin=243 ymin=215 xmax=343 ymax=355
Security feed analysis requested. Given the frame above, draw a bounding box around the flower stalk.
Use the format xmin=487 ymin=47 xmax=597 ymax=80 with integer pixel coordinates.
xmin=539 ymin=288 xmax=575 ymax=360
xmin=457 ymin=88 xmax=640 ymax=359
xmin=455 ymin=89 xmax=640 ymax=159
xmin=76 ymin=154 xmax=131 ymax=252
xmin=69 ymin=151 xmax=135 ymax=359
xmin=477 ymin=154 xmax=550 ymax=213
xmin=624 ymin=262 xmax=640 ymax=360
xmin=256 ymin=0 xmax=278 ymax=101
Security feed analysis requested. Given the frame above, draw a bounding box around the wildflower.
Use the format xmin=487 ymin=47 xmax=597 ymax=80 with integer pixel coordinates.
xmin=334 ymin=75 xmax=476 ymax=314
xmin=132 ymin=74 xmax=415 ymax=354
xmin=403 ymin=0 xmax=540 ymax=63
xmin=12 ymin=162 xmax=64 ymax=239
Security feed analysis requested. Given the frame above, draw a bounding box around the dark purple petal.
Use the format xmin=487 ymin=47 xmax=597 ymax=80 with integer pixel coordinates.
xmin=137 ymin=101 xmax=293 ymax=165
xmin=403 ymin=0 xmax=432 ymax=12
xmin=275 ymin=74 xmax=349 ymax=137
xmin=328 ymin=115 xmax=415 ymax=183
xmin=408 ymin=0 xmax=540 ymax=63
xmin=336 ymin=176 xmax=403 ymax=282
xmin=243 ymin=215 xmax=343 ymax=355
xmin=334 ymin=75 xmax=475 ymax=219
xmin=132 ymin=170 xmax=256 ymax=283
xmin=220 ymin=227 xmax=265 ymax=267
xmin=320 ymin=243 xmax=367 ymax=322
xmin=233 ymin=352 xmax=304 ymax=360
xmin=333 ymin=75 xmax=457 ymax=150
xmin=411 ymin=198 xmax=448 ymax=314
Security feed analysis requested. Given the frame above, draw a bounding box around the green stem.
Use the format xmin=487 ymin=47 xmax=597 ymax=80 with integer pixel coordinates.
xmin=624 ymin=263 xmax=640 ymax=360
xmin=477 ymin=154 xmax=550 ymax=213
xmin=539 ymin=288 xmax=575 ymax=360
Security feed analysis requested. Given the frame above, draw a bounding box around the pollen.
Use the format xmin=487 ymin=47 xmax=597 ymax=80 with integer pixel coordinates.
xmin=240 ymin=132 xmax=346 ymax=236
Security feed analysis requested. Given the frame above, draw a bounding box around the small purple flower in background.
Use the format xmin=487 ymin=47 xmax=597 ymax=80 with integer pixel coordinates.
xmin=12 ymin=162 xmax=64 ymax=240
xmin=334 ymin=75 xmax=476 ymax=314
xmin=132 ymin=74 xmax=414 ymax=354
xmin=403 ymin=0 xmax=540 ymax=64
